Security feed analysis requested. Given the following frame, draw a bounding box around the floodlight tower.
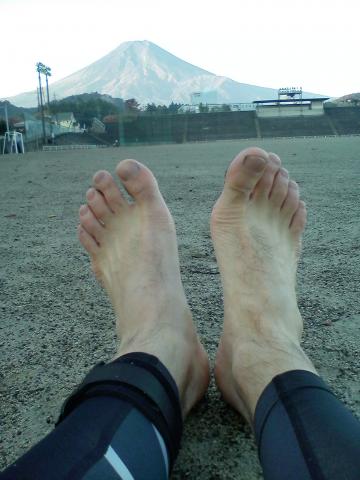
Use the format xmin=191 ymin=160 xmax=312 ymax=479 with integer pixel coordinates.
xmin=278 ymin=87 xmax=303 ymax=102
xmin=36 ymin=62 xmax=47 ymax=143
xmin=36 ymin=62 xmax=52 ymax=143
xmin=43 ymin=65 xmax=52 ymax=110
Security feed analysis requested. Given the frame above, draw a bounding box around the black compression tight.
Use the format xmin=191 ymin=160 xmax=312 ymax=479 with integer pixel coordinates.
xmin=1 ymin=358 xmax=359 ymax=480
xmin=254 ymin=370 xmax=360 ymax=479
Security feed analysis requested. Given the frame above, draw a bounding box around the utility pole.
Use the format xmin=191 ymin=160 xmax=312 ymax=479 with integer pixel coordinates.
xmin=45 ymin=72 xmax=50 ymax=109
xmin=4 ymin=104 xmax=9 ymax=132
xmin=44 ymin=66 xmax=52 ymax=139
xmin=37 ymin=87 xmax=40 ymax=112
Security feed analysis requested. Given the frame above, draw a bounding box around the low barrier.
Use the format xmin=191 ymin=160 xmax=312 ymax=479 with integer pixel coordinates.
xmin=42 ymin=144 xmax=108 ymax=151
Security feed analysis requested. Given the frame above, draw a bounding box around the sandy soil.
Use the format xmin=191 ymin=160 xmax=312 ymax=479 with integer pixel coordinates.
xmin=0 ymin=137 xmax=359 ymax=479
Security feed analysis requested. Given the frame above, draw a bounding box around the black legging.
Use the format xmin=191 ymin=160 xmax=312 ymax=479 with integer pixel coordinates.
xmin=1 ymin=354 xmax=360 ymax=480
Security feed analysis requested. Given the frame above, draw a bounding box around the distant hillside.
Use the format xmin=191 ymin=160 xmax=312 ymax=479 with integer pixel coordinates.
xmin=52 ymin=92 xmax=124 ymax=109
xmin=49 ymin=93 xmax=125 ymax=127
xmin=0 ymin=100 xmax=36 ymax=120
xmin=4 ymin=40 xmax=325 ymax=107
xmin=334 ymin=92 xmax=360 ymax=104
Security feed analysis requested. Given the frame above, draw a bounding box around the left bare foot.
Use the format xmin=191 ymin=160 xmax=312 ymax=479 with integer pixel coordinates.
xmin=78 ymin=159 xmax=210 ymax=416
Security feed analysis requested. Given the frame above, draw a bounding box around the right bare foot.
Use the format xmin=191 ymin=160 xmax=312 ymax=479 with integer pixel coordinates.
xmin=211 ymin=147 xmax=317 ymax=424
xmin=78 ymin=159 xmax=210 ymax=417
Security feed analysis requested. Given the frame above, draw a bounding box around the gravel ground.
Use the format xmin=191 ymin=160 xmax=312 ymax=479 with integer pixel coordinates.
xmin=0 ymin=137 xmax=359 ymax=479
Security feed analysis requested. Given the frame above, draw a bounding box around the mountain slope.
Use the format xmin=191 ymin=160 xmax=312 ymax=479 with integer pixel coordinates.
xmin=4 ymin=40 xmax=323 ymax=107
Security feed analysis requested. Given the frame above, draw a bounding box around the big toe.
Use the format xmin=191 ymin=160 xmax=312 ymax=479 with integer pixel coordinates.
xmin=116 ymin=159 xmax=163 ymax=204
xmin=222 ymin=147 xmax=269 ymax=203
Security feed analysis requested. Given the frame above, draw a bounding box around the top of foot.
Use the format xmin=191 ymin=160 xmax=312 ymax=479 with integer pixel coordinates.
xmin=78 ymin=159 xmax=209 ymax=416
xmin=212 ymin=147 xmax=317 ymax=422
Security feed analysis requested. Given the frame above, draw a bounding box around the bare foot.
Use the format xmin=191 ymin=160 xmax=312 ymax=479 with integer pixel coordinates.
xmin=211 ymin=147 xmax=317 ymax=424
xmin=78 ymin=159 xmax=209 ymax=416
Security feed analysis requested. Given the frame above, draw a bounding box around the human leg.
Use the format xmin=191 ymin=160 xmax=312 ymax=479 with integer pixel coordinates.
xmin=1 ymin=353 xmax=182 ymax=480
xmin=211 ymin=147 xmax=360 ymax=479
xmin=1 ymin=160 xmax=210 ymax=479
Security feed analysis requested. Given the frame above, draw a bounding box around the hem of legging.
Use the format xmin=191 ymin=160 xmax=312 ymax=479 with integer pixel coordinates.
xmin=254 ymin=369 xmax=334 ymax=447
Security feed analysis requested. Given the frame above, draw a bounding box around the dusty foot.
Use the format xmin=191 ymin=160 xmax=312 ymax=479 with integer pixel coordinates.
xmin=211 ymin=147 xmax=317 ymax=424
xmin=78 ymin=159 xmax=209 ymax=416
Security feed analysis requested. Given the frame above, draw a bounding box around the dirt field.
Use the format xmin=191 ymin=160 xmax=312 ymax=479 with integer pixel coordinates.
xmin=0 ymin=137 xmax=359 ymax=479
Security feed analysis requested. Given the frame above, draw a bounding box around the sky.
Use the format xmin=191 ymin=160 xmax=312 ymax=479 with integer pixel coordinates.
xmin=0 ymin=0 xmax=359 ymax=99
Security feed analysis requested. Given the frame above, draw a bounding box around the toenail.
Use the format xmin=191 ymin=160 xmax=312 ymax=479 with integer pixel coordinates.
xmin=268 ymin=153 xmax=281 ymax=165
xmin=118 ymin=161 xmax=140 ymax=181
xmin=94 ymin=171 xmax=106 ymax=183
xmin=280 ymin=168 xmax=289 ymax=177
xmin=80 ymin=205 xmax=88 ymax=216
xmin=87 ymin=189 xmax=96 ymax=200
xmin=244 ymin=155 xmax=267 ymax=172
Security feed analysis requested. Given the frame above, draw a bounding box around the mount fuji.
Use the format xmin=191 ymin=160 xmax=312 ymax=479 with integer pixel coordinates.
xmin=4 ymin=40 xmax=320 ymax=108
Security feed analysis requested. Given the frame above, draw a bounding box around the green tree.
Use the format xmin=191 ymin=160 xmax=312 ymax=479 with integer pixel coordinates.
xmin=49 ymin=96 xmax=120 ymax=127
xmin=125 ymin=98 xmax=141 ymax=113
xmin=168 ymin=102 xmax=182 ymax=114
xmin=145 ymin=103 xmax=158 ymax=113
xmin=0 ymin=119 xmax=7 ymax=135
xmin=198 ymin=103 xmax=209 ymax=113
xmin=221 ymin=104 xmax=232 ymax=112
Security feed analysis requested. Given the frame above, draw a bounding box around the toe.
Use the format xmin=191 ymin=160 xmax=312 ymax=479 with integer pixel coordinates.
xmin=93 ymin=170 xmax=126 ymax=212
xmin=251 ymin=153 xmax=281 ymax=201
xmin=269 ymin=168 xmax=289 ymax=208
xmin=78 ymin=225 xmax=100 ymax=255
xmin=281 ymin=180 xmax=300 ymax=224
xmin=86 ymin=188 xmax=113 ymax=224
xmin=116 ymin=159 xmax=162 ymax=203
xmin=290 ymin=201 xmax=307 ymax=235
xmin=79 ymin=204 xmax=105 ymax=244
xmin=222 ymin=147 xmax=269 ymax=202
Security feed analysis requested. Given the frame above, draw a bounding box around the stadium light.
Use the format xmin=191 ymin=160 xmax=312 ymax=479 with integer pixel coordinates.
xmin=36 ymin=62 xmax=52 ymax=142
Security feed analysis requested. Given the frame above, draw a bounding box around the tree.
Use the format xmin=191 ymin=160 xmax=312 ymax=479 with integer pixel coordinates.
xmin=145 ymin=103 xmax=158 ymax=113
xmin=49 ymin=94 xmax=121 ymax=128
xmin=198 ymin=103 xmax=209 ymax=113
xmin=221 ymin=104 xmax=232 ymax=112
xmin=168 ymin=102 xmax=182 ymax=114
xmin=0 ymin=119 xmax=7 ymax=135
xmin=125 ymin=98 xmax=141 ymax=113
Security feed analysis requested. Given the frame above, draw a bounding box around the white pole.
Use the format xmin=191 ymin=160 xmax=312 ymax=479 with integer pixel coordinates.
xmin=20 ymin=133 xmax=25 ymax=154
xmin=4 ymin=104 xmax=9 ymax=132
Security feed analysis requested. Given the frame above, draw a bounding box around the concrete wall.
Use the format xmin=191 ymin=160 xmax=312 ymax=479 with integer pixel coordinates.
xmin=102 ymin=107 xmax=360 ymax=145
xmin=258 ymin=115 xmax=333 ymax=137
xmin=325 ymin=106 xmax=360 ymax=135
xmin=257 ymin=103 xmax=324 ymax=117
xmin=113 ymin=111 xmax=258 ymax=145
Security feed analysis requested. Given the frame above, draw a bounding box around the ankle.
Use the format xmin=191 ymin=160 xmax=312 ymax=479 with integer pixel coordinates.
xmin=230 ymin=339 xmax=317 ymax=420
